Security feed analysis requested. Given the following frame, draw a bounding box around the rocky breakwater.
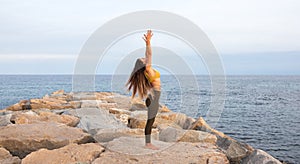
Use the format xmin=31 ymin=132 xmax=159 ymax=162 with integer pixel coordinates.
xmin=0 ymin=89 xmax=283 ymax=164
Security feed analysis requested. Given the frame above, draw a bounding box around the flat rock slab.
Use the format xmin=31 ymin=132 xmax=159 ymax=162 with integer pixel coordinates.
xmin=0 ymin=122 xmax=93 ymax=158
xmin=68 ymin=108 xmax=127 ymax=134
xmin=93 ymin=137 xmax=229 ymax=164
xmin=22 ymin=143 xmax=104 ymax=164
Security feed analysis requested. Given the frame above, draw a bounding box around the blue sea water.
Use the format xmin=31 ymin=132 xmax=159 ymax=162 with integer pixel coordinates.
xmin=0 ymin=75 xmax=299 ymax=164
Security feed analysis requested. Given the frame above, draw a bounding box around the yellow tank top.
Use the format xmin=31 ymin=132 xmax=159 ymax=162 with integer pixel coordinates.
xmin=144 ymin=69 xmax=160 ymax=82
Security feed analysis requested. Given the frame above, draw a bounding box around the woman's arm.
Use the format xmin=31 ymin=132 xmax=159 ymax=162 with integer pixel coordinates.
xmin=143 ymin=30 xmax=153 ymax=70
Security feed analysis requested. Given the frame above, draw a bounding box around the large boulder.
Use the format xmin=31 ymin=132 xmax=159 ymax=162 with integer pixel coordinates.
xmin=92 ymin=137 xmax=229 ymax=164
xmin=22 ymin=143 xmax=104 ymax=164
xmin=217 ymin=135 xmax=254 ymax=163
xmin=0 ymin=147 xmax=21 ymax=164
xmin=159 ymin=126 xmax=217 ymax=144
xmin=241 ymin=149 xmax=282 ymax=164
xmin=12 ymin=111 xmax=79 ymax=127
xmin=0 ymin=122 xmax=93 ymax=158
xmin=68 ymin=108 xmax=127 ymax=135
xmin=128 ymin=111 xmax=195 ymax=129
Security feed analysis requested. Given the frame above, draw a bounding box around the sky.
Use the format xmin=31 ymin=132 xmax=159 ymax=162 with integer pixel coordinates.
xmin=0 ymin=0 xmax=299 ymax=75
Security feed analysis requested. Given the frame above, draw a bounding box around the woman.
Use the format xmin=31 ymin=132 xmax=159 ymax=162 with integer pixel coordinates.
xmin=126 ymin=30 xmax=161 ymax=150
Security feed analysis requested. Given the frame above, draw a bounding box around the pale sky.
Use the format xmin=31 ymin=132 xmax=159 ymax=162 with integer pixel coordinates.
xmin=0 ymin=0 xmax=299 ymax=75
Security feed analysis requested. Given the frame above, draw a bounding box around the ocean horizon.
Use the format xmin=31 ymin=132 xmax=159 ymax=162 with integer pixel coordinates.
xmin=1 ymin=74 xmax=299 ymax=163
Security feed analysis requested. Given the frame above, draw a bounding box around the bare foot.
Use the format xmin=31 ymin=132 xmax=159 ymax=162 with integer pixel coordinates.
xmin=144 ymin=143 xmax=159 ymax=150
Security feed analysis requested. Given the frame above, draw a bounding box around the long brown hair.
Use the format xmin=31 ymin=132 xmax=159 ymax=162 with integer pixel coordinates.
xmin=126 ymin=58 xmax=152 ymax=99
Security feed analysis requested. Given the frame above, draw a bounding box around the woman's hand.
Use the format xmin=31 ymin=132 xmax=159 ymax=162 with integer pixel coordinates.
xmin=143 ymin=30 xmax=153 ymax=45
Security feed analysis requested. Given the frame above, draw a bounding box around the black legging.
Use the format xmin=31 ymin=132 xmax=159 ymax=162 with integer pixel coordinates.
xmin=145 ymin=89 xmax=161 ymax=143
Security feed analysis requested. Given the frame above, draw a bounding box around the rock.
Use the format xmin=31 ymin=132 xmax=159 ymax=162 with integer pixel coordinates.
xmin=69 ymin=101 xmax=81 ymax=108
xmin=29 ymin=103 xmax=52 ymax=110
xmin=241 ymin=149 xmax=282 ymax=164
xmin=42 ymin=98 xmax=68 ymax=104
xmin=13 ymin=111 xmax=80 ymax=127
xmin=72 ymin=92 xmax=97 ymax=100
xmin=0 ymin=122 xmax=93 ymax=158
xmin=108 ymin=108 xmax=131 ymax=124
xmin=159 ymin=126 xmax=217 ymax=144
xmin=92 ymin=137 xmax=229 ymax=164
xmin=95 ymin=92 xmax=114 ymax=100
xmin=81 ymin=100 xmax=102 ymax=108
xmin=70 ymin=108 xmax=126 ymax=135
xmin=22 ymin=143 xmax=104 ymax=164
xmin=109 ymin=108 xmax=131 ymax=115
xmin=158 ymin=105 xmax=172 ymax=113
xmin=0 ymin=147 xmax=21 ymax=164
xmin=97 ymin=102 xmax=117 ymax=110
xmin=52 ymin=89 xmax=64 ymax=95
xmin=93 ymin=128 xmax=159 ymax=142
xmin=109 ymin=94 xmax=135 ymax=109
xmin=128 ymin=112 xmax=195 ymax=129
xmin=0 ymin=114 xmax=12 ymax=127
xmin=5 ymin=103 xmax=22 ymax=111
xmin=189 ymin=116 xmax=226 ymax=138
xmin=217 ymin=136 xmax=253 ymax=163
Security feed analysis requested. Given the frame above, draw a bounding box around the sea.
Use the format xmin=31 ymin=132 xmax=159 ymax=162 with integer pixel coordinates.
xmin=0 ymin=75 xmax=299 ymax=164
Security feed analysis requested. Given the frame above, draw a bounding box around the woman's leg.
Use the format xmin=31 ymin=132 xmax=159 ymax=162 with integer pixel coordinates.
xmin=144 ymin=90 xmax=161 ymax=144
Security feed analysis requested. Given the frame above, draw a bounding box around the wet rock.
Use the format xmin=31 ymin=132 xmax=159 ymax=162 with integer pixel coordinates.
xmin=92 ymin=137 xmax=229 ymax=164
xmin=0 ymin=147 xmax=21 ymax=164
xmin=159 ymin=126 xmax=217 ymax=144
xmin=241 ymin=149 xmax=282 ymax=164
xmin=22 ymin=143 xmax=104 ymax=164
xmin=0 ymin=122 xmax=93 ymax=158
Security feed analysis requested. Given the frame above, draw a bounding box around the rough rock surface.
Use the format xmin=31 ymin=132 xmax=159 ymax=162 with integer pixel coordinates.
xmin=241 ymin=149 xmax=282 ymax=164
xmin=128 ymin=111 xmax=195 ymax=129
xmin=94 ymin=128 xmax=159 ymax=142
xmin=217 ymin=134 xmax=254 ymax=163
xmin=22 ymin=143 xmax=104 ymax=164
xmin=0 ymin=90 xmax=283 ymax=163
xmin=67 ymin=108 xmax=127 ymax=135
xmin=12 ymin=110 xmax=79 ymax=127
xmin=92 ymin=137 xmax=229 ymax=164
xmin=159 ymin=126 xmax=217 ymax=144
xmin=0 ymin=114 xmax=12 ymax=127
xmin=0 ymin=122 xmax=93 ymax=158
xmin=0 ymin=147 xmax=21 ymax=164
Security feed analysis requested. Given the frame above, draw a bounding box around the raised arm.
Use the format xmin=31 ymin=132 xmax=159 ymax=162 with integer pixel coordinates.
xmin=143 ymin=30 xmax=153 ymax=70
